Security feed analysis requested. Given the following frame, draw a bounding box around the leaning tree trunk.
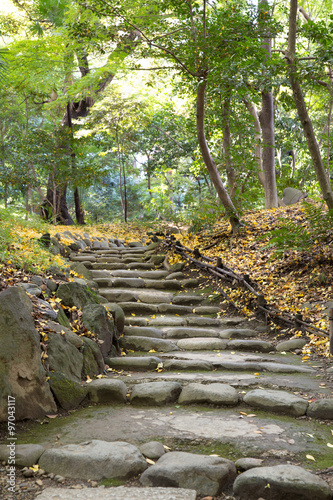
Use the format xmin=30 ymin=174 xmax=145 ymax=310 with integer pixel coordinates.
xmin=196 ymin=78 xmax=240 ymax=231
xmin=74 ymin=187 xmax=85 ymax=224
xmin=287 ymin=0 xmax=333 ymax=209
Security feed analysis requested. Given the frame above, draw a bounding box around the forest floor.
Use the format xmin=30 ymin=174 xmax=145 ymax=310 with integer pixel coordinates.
xmin=1 ymin=201 xmax=331 ymax=359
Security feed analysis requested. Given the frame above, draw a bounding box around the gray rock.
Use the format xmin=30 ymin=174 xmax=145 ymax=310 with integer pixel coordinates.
xmin=233 ymin=464 xmax=331 ymax=500
xmin=276 ymin=338 xmax=308 ymax=351
xmin=165 ymin=327 xmax=219 ymax=339
xmin=120 ymin=336 xmax=180 ymax=353
xmin=117 ymin=302 xmax=158 ymax=314
xmin=56 ymin=282 xmax=100 ymax=309
xmin=0 ymin=287 xmax=56 ymax=421
xmin=307 ymin=399 xmax=333 ymax=419
xmin=48 ymin=372 xmax=87 ymax=410
xmin=144 ymin=279 xmax=182 ymax=290
xmin=37 ymin=298 xmax=58 ymax=320
xmin=104 ymin=303 xmax=125 ymax=335
xmin=139 ymin=441 xmax=166 ymax=460
xmin=227 ymin=339 xmax=274 ymax=352
xmin=99 ymin=290 xmax=137 ymax=302
xmin=130 ymin=382 xmax=182 ymax=406
xmin=140 ymin=451 xmax=236 ymax=496
xmin=39 ymin=440 xmax=147 ymax=480
xmin=166 ymin=272 xmax=185 ymax=280
xmin=124 ymin=326 xmax=163 ymax=338
xmin=150 ymin=255 xmax=166 ymax=265
xmin=111 ymin=278 xmax=145 ymax=288
xmin=105 ymin=356 xmax=162 ymax=371
xmin=171 ymin=294 xmax=204 ymax=305
xmin=82 ymin=304 xmax=115 ymax=357
xmin=33 ymin=488 xmax=197 ymax=500
xmin=19 ymin=282 xmax=42 ymax=296
xmin=181 ymin=279 xmax=199 ymax=288
xmin=163 ymin=359 xmax=212 ymax=371
xmin=235 ymin=457 xmax=264 ymax=471
xmin=31 ymin=275 xmax=44 ymax=286
xmin=71 ymin=255 xmax=97 ymax=262
xmin=243 ymin=389 xmax=308 ymax=417
xmin=92 ymin=240 xmax=109 ymax=249
xmin=81 ymin=337 xmax=105 ymax=378
xmin=46 ymin=279 xmax=58 ymax=292
xmin=158 ymin=304 xmax=193 ymax=315
xmin=47 ymin=331 xmax=83 ymax=382
xmin=178 ymin=383 xmax=239 ymax=406
xmin=187 ymin=317 xmax=222 ymax=327
xmin=0 ymin=444 xmax=45 ymax=466
xmin=47 ymin=321 xmax=83 ymax=348
xmin=283 ymin=187 xmax=308 ymax=205
xmin=149 ymin=316 xmax=187 ymax=327
xmin=69 ymin=262 xmax=93 ymax=280
xmin=87 ymin=379 xmax=127 ymax=404
xmin=219 ymin=328 xmax=257 ymax=339
xmin=177 ymin=338 xmax=228 ymax=350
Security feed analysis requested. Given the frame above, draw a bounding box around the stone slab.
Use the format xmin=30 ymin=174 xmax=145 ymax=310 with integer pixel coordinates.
xmin=177 ymin=338 xmax=228 ymax=350
xmin=105 ymin=356 xmax=162 ymax=371
xmin=120 ymin=336 xmax=180 ymax=352
xmin=164 ymin=327 xmax=219 ymax=339
xmin=35 ymin=487 xmax=196 ymax=500
xmin=130 ymin=381 xmax=182 ymax=406
xmin=178 ymin=382 xmax=239 ymax=406
xmin=38 ymin=440 xmax=147 ymax=480
xmin=227 ymin=339 xmax=274 ymax=353
xmin=244 ymin=389 xmax=308 ymax=417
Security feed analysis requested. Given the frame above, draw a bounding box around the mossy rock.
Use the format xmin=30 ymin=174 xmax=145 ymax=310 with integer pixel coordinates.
xmin=56 ymin=307 xmax=72 ymax=329
xmin=81 ymin=337 xmax=104 ymax=378
xmin=56 ymin=282 xmax=100 ymax=309
xmin=48 ymin=372 xmax=88 ymax=411
xmin=105 ymin=303 xmax=125 ymax=335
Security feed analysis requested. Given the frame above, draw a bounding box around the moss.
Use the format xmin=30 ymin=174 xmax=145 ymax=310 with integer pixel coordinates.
xmin=99 ymin=478 xmax=125 ymax=487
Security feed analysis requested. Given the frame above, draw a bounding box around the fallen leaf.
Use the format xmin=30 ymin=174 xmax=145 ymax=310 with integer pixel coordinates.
xmin=306 ymin=454 xmax=316 ymax=461
xmin=146 ymin=458 xmax=155 ymax=465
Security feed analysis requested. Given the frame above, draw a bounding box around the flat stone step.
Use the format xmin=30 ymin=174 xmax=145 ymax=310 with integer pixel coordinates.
xmin=227 ymin=339 xmax=274 ymax=353
xmin=130 ymin=381 xmax=182 ymax=406
xmin=70 ymin=255 xmax=97 ymax=262
xmin=212 ymin=360 xmax=315 ymax=374
xmin=164 ymin=327 xmax=220 ymax=339
xmin=86 ymin=379 xmax=127 ymax=404
xmin=105 ymin=356 xmax=162 ymax=371
xmin=187 ymin=317 xmax=222 ymax=327
xmin=127 ymin=262 xmax=155 ymax=270
xmin=163 ymin=359 xmax=213 ymax=371
xmin=110 ymin=278 xmax=146 ymax=288
xmin=118 ymin=302 xmax=159 ymax=314
xmin=157 ymin=303 xmax=194 ymax=315
xmin=36 ymin=487 xmax=197 ymax=500
xmin=177 ymin=338 xmax=228 ymax=350
xmin=110 ymin=270 xmax=170 ymax=279
xmin=143 ymin=279 xmax=182 ymax=290
xmin=193 ymin=306 xmax=222 ymax=314
xmin=120 ymin=336 xmax=180 ymax=353
xmin=124 ymin=326 xmax=164 ymax=338
xmin=178 ymin=382 xmax=239 ymax=406
xmin=95 ymin=257 xmax=123 ymax=263
xmin=243 ymin=388 xmax=309 ymax=417
xmin=219 ymin=328 xmax=258 ymax=339
xmin=172 ymin=295 xmax=205 ymax=305
xmin=91 ymin=270 xmax=112 ymax=279
xmin=92 ymin=263 xmax=127 ymax=270
xmin=101 ymin=289 xmax=174 ymax=304
xmin=123 ymin=257 xmax=145 ymax=264
xmin=93 ymin=250 xmax=120 ymax=255
xmin=100 ymin=290 xmax=137 ymax=302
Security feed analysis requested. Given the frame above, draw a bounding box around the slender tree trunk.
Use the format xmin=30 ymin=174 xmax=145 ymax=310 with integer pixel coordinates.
xmin=196 ymin=79 xmax=240 ymax=231
xmin=25 ymin=186 xmax=31 ymax=220
xmin=243 ymin=99 xmax=264 ymax=187
xmin=74 ymin=187 xmax=85 ymax=224
xmin=4 ymin=182 xmax=8 ymax=209
xmin=287 ymin=0 xmax=333 ymax=208
xmin=222 ymin=93 xmax=237 ymax=198
xmin=122 ymin=159 xmax=127 ymax=223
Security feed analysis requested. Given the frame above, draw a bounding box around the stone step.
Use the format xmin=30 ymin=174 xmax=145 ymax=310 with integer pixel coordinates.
xmin=143 ymin=279 xmax=182 ymax=290
xmin=99 ymin=289 xmax=174 ymax=304
xmin=118 ymin=302 xmax=159 ymax=314
xmin=36 ymin=487 xmax=197 ymax=500
xmin=127 ymin=262 xmax=156 ymax=270
xmin=92 ymin=263 xmax=127 ymax=270
xmin=124 ymin=326 xmax=164 ymax=338
xmin=109 ymin=278 xmax=146 ymax=288
xmin=171 ymin=294 xmax=205 ymax=305
xmin=110 ymin=270 xmax=170 ymax=279
xmin=120 ymin=336 xmax=180 ymax=353
xmin=105 ymin=356 xmax=162 ymax=371
xmin=192 ymin=305 xmax=222 ymax=314
xmin=95 ymin=257 xmax=123 ymax=263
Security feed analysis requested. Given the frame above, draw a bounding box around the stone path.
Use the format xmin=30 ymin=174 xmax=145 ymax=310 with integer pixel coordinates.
xmin=8 ymin=238 xmax=333 ymax=499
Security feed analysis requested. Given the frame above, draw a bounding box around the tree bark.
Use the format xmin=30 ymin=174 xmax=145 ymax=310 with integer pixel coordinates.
xmin=258 ymin=1 xmax=278 ymax=209
xmin=222 ymin=93 xmax=237 ymax=198
xmin=74 ymin=187 xmax=85 ymax=224
xmin=287 ymin=0 xmax=333 ymax=209
xmin=196 ymin=78 xmax=240 ymax=231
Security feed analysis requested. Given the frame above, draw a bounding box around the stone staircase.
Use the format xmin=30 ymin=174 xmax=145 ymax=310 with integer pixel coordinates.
xmin=11 ymin=240 xmax=333 ymax=499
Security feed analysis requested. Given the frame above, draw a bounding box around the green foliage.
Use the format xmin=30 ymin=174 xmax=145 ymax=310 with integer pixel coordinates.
xmin=185 ymin=199 xmax=226 ymax=233
xmin=262 ymin=201 xmax=333 ymax=255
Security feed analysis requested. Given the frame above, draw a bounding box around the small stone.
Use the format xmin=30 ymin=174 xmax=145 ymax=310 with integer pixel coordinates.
xmin=23 ymin=469 xmax=35 ymax=477
xmin=235 ymin=457 xmax=263 ymax=471
xmin=91 ymin=481 xmax=98 ymax=487
xmin=35 ymin=479 xmax=43 ymax=486
xmin=55 ymin=475 xmax=66 ymax=483
xmin=139 ymin=441 xmax=166 ymax=460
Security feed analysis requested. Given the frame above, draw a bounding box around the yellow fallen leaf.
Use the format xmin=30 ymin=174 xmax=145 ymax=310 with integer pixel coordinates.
xmin=131 ymin=313 xmax=136 ymax=316
xmin=146 ymin=458 xmax=155 ymax=465
xmin=29 ymin=464 xmax=39 ymax=472
xmin=327 ymin=443 xmax=333 ymax=448
xmin=96 ymin=374 xmax=105 ymax=379
xmin=86 ymin=375 xmax=92 ymax=383
xmin=149 ymin=349 xmax=156 ymax=353
xmin=306 ymin=454 xmax=316 ymax=461
xmin=151 ymin=315 xmax=155 ymax=319
xmin=240 ymin=412 xmax=247 ymax=415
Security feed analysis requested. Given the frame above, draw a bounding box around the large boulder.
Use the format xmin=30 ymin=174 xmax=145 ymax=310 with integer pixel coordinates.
xmin=283 ymin=187 xmax=308 ymax=205
xmin=233 ymin=464 xmax=331 ymax=500
xmin=56 ymin=282 xmax=100 ymax=309
xmin=48 ymin=372 xmax=87 ymax=411
xmin=81 ymin=337 xmax=105 ymax=378
xmin=47 ymin=331 xmax=83 ymax=382
xmin=0 ymin=287 xmax=56 ymax=421
xmin=140 ymin=451 xmax=236 ymax=497
xmin=82 ymin=304 xmax=115 ymax=357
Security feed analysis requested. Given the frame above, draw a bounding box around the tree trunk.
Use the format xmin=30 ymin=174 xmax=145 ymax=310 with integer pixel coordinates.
xmin=243 ymin=98 xmax=264 ymax=187
xmin=222 ymin=93 xmax=237 ymax=198
xmin=74 ymin=187 xmax=85 ymax=224
xmin=122 ymin=159 xmax=127 ymax=223
xmin=196 ymin=78 xmax=240 ymax=231
xmin=287 ymin=0 xmax=333 ymax=208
